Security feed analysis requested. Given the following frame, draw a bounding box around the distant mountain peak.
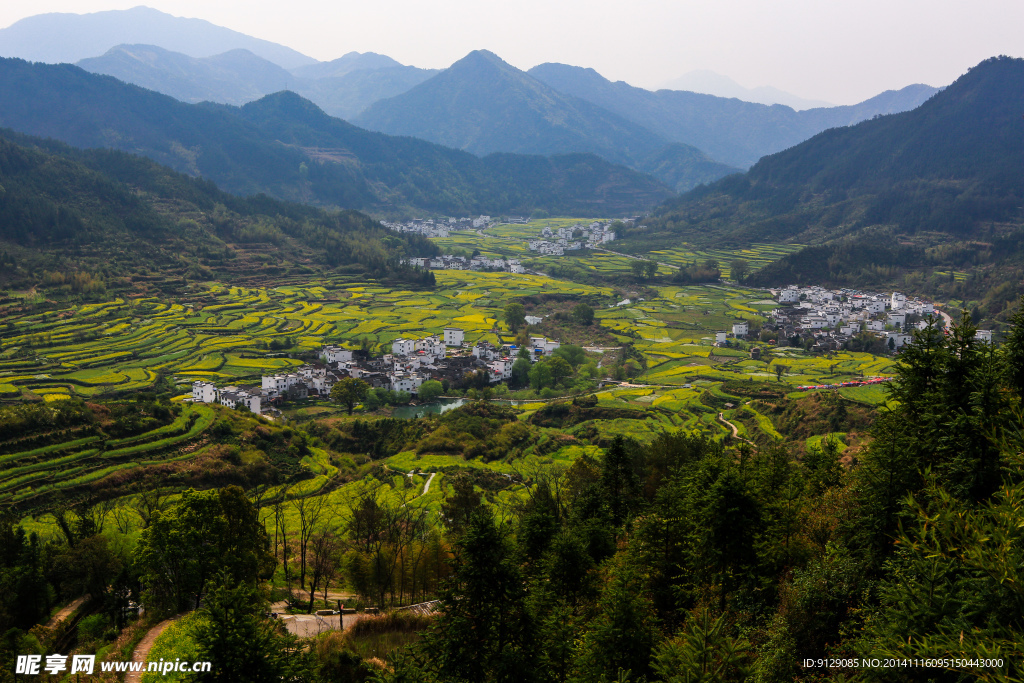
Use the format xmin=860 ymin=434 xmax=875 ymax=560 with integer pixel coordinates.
xmin=287 ymin=51 xmax=406 ymax=80
xmin=355 ymin=51 xmax=737 ymax=192
xmin=0 ymin=6 xmax=316 ymax=68
xmin=449 ymin=49 xmax=516 ymax=72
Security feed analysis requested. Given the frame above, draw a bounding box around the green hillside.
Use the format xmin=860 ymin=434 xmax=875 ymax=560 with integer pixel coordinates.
xmin=0 ymin=129 xmax=436 ymax=292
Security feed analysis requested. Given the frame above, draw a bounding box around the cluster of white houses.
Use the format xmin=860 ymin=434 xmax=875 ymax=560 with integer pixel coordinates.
xmin=381 ymin=215 xmax=492 ymax=238
xmin=716 ymin=286 xmax=991 ymax=352
xmin=402 ymin=254 xmax=526 ymax=273
xmin=527 ymin=222 xmax=617 ymax=256
xmin=190 ymin=327 xmax=561 ymax=413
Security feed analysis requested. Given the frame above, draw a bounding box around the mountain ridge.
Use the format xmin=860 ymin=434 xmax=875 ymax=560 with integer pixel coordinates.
xmin=660 ymin=69 xmax=833 ymax=109
xmin=355 ymin=50 xmax=738 ymax=192
xmin=0 ymin=57 xmax=672 ymax=216
xmin=77 ymin=43 xmax=440 ymax=118
xmin=529 ymin=62 xmax=938 ymax=168
xmin=624 ymin=56 xmax=1024 ymax=304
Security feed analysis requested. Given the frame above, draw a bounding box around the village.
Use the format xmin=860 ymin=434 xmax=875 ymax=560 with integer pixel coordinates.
xmin=402 ymin=254 xmax=527 ymax=273
xmin=733 ymin=284 xmax=990 ymax=353
xmin=189 ymin=326 xmax=561 ymax=415
xmin=380 ymin=215 xmax=493 ymax=238
xmin=526 ymin=221 xmax=619 ymax=255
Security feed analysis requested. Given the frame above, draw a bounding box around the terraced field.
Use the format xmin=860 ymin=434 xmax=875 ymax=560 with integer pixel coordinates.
xmin=647 ymin=243 xmax=806 ymax=278
xmin=0 ymin=260 xmax=894 ymax=406
xmin=0 ymin=273 xmax=612 ymax=399
xmin=0 ymin=403 xmax=216 ymax=508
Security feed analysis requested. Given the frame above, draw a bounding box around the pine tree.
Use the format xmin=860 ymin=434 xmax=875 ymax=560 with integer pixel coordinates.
xmin=421 ymin=511 xmax=535 ymax=683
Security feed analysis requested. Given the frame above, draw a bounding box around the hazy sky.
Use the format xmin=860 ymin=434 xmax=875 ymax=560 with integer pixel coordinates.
xmin=2 ymin=1 xmax=1022 ymax=104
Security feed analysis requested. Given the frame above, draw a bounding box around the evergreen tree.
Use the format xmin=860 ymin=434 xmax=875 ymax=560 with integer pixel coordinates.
xmin=420 ymin=511 xmax=535 ymax=683
xmin=188 ymin=574 xmax=313 ymax=683
xmin=600 ymin=436 xmax=639 ymax=527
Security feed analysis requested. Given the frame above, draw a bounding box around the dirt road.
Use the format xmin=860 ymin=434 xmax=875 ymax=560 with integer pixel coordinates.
xmin=46 ymin=595 xmax=88 ymax=630
xmin=125 ymin=617 xmax=179 ymax=683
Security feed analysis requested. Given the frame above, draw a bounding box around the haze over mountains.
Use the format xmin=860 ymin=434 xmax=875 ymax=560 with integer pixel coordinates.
xmin=77 ymin=44 xmax=439 ymax=120
xmin=0 ymin=6 xmax=316 ymax=68
xmin=0 ymin=7 xmax=945 ymax=196
xmin=527 ymin=64 xmax=939 ymax=169
xmin=660 ymin=70 xmax=833 ymax=110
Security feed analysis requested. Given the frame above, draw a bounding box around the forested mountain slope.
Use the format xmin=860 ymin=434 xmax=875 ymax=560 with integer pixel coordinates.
xmin=0 ymin=129 xmax=437 ymax=291
xmin=0 ymin=58 xmax=671 ymax=216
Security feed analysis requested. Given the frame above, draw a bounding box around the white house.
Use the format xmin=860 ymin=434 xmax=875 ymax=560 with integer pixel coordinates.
xmin=525 ymin=315 xmax=543 ymax=326
xmin=389 ymin=372 xmax=424 ymax=394
xmin=392 ymin=338 xmax=416 ymax=356
xmin=443 ymin=328 xmax=465 ymax=347
xmin=321 ymin=345 xmax=353 ymax=364
xmin=715 ymin=332 xmax=728 ymax=343
xmin=887 ymin=312 xmax=907 ymax=328
xmin=529 ymin=337 xmax=560 ymax=355
xmin=487 ymin=359 xmax=513 ymax=382
xmin=192 ymin=381 xmax=218 ymax=403
xmin=473 ymin=341 xmax=500 ymax=361
xmin=261 ymin=373 xmax=307 ymax=399
xmin=779 ymin=288 xmax=801 ymax=303
xmin=886 ymin=332 xmax=914 ymax=349
xmin=414 ymin=335 xmax=446 ymax=359
xmin=867 ymin=320 xmax=886 ymax=331
xmin=218 ymin=386 xmax=261 ymax=413
xmin=732 ymin=321 xmax=749 ymax=336
xmin=891 ymin=292 xmax=907 ymax=310
xmin=976 ymin=329 xmax=994 ymax=343
xmin=866 ymin=300 xmax=886 ymax=314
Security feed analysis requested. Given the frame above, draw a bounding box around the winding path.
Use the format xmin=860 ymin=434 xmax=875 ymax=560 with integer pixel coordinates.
xmin=421 ymin=472 xmax=436 ymax=495
xmin=718 ymin=412 xmax=754 ymax=445
xmin=124 ymin=617 xmax=179 ymax=683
